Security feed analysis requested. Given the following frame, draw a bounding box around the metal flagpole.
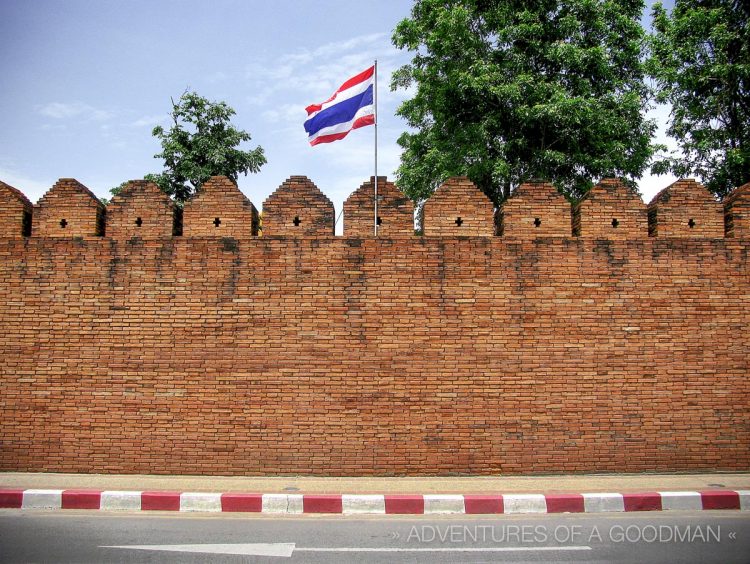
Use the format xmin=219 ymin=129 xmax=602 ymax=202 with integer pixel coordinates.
xmin=374 ymin=59 xmax=378 ymax=237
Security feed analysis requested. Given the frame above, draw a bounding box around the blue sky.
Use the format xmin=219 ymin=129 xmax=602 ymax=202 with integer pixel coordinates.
xmin=0 ymin=0 xmax=676 ymax=230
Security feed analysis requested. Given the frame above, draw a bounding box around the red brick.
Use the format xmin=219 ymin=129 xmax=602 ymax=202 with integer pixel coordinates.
xmin=182 ymin=176 xmax=259 ymax=237
xmin=0 ymin=177 xmax=748 ymax=477
xmin=724 ymin=182 xmax=750 ymax=238
xmin=106 ymin=180 xmax=176 ymax=239
xmin=573 ymin=178 xmax=647 ymax=238
xmin=422 ymin=177 xmax=495 ymax=236
xmin=32 ymin=178 xmax=105 ymax=237
xmin=0 ymin=181 xmax=32 ymax=238
xmin=648 ymin=179 xmax=724 ymax=237
xmin=499 ymin=180 xmax=571 ymax=237
xmin=262 ymin=176 xmax=334 ymax=236
xmin=344 ymin=176 xmax=414 ymax=237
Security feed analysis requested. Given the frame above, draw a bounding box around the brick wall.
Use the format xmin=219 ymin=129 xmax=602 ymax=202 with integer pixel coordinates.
xmin=107 ymin=180 xmax=176 ymax=239
xmin=724 ymin=182 xmax=750 ymax=238
xmin=0 ymin=235 xmax=747 ymax=476
xmin=573 ymin=178 xmax=648 ymax=238
xmin=32 ymin=178 xmax=105 ymax=237
xmin=422 ymin=177 xmax=495 ymax=236
xmin=499 ymin=180 xmax=571 ymax=237
xmin=648 ymin=179 xmax=724 ymax=237
xmin=0 ymin=181 xmax=32 ymax=238
xmin=182 ymin=176 xmax=259 ymax=237
xmin=0 ymin=175 xmax=749 ymax=476
xmin=344 ymin=176 xmax=414 ymax=237
xmin=262 ymin=176 xmax=334 ymax=236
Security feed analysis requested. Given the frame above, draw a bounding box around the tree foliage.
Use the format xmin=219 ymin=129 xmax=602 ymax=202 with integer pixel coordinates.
xmin=391 ymin=0 xmax=657 ymax=204
xmin=648 ymin=0 xmax=749 ymax=199
xmin=111 ymin=91 xmax=266 ymax=202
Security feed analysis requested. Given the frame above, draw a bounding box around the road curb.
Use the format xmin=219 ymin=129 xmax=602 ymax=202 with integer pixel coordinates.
xmin=2 ymin=489 xmax=748 ymax=514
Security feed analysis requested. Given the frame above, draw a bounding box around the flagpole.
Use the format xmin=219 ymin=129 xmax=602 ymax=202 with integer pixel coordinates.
xmin=374 ymin=59 xmax=378 ymax=237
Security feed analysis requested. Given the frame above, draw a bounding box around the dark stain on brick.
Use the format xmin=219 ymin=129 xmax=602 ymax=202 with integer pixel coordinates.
xmin=107 ymin=256 xmax=124 ymax=287
xmin=221 ymin=237 xmax=239 ymax=253
xmin=593 ymin=239 xmax=628 ymax=268
xmin=0 ymin=236 xmax=748 ymax=476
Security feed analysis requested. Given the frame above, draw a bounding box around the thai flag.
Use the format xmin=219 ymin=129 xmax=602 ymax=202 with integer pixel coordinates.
xmin=304 ymin=66 xmax=375 ymax=146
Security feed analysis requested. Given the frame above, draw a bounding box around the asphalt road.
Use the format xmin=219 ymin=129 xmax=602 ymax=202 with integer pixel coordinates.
xmin=1 ymin=510 xmax=748 ymax=563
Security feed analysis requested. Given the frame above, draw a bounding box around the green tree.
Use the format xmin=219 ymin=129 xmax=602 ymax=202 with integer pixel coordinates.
xmin=111 ymin=91 xmax=266 ymax=202
xmin=648 ymin=0 xmax=749 ymax=199
xmin=391 ymin=0 xmax=658 ymax=204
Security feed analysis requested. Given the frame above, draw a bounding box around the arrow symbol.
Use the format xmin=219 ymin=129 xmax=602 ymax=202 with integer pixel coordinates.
xmin=728 ymin=532 xmax=737 ymax=540
xmin=390 ymin=531 xmax=401 ymax=540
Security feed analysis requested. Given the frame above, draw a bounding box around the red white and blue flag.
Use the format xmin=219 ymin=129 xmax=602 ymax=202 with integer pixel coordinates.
xmin=304 ymin=66 xmax=375 ymax=146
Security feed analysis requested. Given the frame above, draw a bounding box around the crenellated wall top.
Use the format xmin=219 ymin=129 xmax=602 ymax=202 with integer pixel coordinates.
xmin=0 ymin=174 xmax=748 ymax=240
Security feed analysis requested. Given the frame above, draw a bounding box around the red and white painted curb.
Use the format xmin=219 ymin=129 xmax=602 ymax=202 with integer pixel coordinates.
xmin=1 ymin=489 xmax=748 ymax=514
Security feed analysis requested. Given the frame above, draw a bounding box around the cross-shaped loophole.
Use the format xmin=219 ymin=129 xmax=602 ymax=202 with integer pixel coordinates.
xmin=611 ymin=218 xmax=619 ymax=228
xmin=213 ymin=217 xmax=221 ymax=227
xmin=534 ymin=217 xmax=542 ymax=227
xmin=454 ymin=217 xmax=463 ymax=226
xmin=59 ymin=219 xmax=68 ymax=228
xmin=293 ymin=216 xmax=301 ymax=226
xmin=688 ymin=218 xmax=696 ymax=228
xmin=135 ymin=217 xmax=143 ymax=227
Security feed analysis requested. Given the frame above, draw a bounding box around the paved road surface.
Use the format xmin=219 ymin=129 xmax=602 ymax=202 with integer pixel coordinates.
xmin=1 ymin=510 xmax=748 ymax=563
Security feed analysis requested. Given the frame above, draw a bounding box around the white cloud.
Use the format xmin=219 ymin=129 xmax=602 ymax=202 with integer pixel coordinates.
xmin=262 ymin=104 xmax=304 ymax=125
xmin=280 ymin=32 xmax=388 ymax=66
xmin=222 ymin=29 xmax=411 ymax=221
xmin=37 ymin=102 xmax=113 ymax=122
xmin=129 ymin=114 xmax=165 ymax=128
xmin=245 ymin=32 xmax=408 ymax=111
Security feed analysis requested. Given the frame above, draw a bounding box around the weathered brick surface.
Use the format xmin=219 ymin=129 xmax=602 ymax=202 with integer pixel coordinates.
xmin=724 ymin=182 xmax=750 ymax=238
xmin=32 ymin=178 xmax=105 ymax=237
xmin=107 ymin=180 xmax=176 ymax=239
xmin=344 ymin=176 xmax=414 ymax=237
xmin=0 ymin=236 xmax=747 ymax=476
xmin=0 ymin=181 xmax=32 ymax=238
xmin=647 ymin=179 xmax=724 ymax=237
xmin=573 ymin=178 xmax=648 ymax=238
xmin=262 ymin=176 xmax=334 ymax=236
xmin=500 ymin=180 xmax=571 ymax=237
xmin=183 ymin=176 xmax=259 ymax=237
xmin=422 ymin=177 xmax=495 ymax=236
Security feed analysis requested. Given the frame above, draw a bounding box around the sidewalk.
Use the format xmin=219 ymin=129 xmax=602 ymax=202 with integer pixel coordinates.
xmin=2 ymin=471 xmax=750 ymax=494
